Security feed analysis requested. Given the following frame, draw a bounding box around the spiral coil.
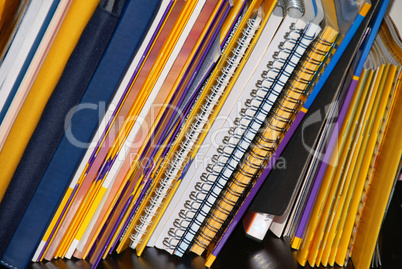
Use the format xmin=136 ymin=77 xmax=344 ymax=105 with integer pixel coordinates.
xmin=193 ymin=29 xmax=336 ymax=251
xmin=162 ymin=21 xmax=307 ymax=255
xmin=284 ymin=0 xmax=305 ymax=16
xmin=131 ymin=15 xmax=261 ymax=249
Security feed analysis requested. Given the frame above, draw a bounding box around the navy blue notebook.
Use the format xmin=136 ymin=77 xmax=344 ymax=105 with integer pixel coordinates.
xmin=0 ymin=0 xmax=161 ymax=268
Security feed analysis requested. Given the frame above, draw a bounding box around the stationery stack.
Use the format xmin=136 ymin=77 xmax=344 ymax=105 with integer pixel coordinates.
xmin=0 ymin=0 xmax=399 ymax=269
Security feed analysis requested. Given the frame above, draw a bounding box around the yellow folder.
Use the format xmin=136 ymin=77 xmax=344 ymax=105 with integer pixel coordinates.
xmin=297 ymin=67 xmax=373 ymax=266
xmin=351 ymin=71 xmax=402 ymax=269
xmin=307 ymin=57 xmax=390 ymax=266
xmin=326 ymin=64 xmax=399 ymax=267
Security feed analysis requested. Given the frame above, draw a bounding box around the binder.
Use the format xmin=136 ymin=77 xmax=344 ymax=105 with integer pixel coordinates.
xmin=0 ymin=0 xmax=160 ymax=267
xmin=155 ymin=0 xmax=283 ymax=255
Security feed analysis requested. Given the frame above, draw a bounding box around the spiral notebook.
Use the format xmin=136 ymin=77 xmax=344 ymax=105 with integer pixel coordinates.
xmin=244 ymin=14 xmax=338 ymax=243
xmin=245 ymin=0 xmax=374 ymax=243
xmin=170 ymin=1 xmax=307 ymax=257
xmin=152 ymin=0 xmax=283 ymax=254
xmin=83 ymin=1 xmax=236 ymax=265
xmin=193 ymin=6 xmax=326 ymax=262
xmin=164 ymin=0 xmax=311 ymax=258
xmin=157 ymin=0 xmax=304 ymax=255
xmin=145 ymin=0 xmax=239 ymax=249
xmin=120 ymin=0 xmax=268 ymax=257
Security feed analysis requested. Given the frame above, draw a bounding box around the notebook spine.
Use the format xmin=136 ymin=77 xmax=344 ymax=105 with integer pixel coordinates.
xmin=191 ymin=23 xmax=319 ymax=253
xmin=165 ymin=21 xmax=307 ymax=256
xmin=129 ymin=15 xmax=261 ymax=248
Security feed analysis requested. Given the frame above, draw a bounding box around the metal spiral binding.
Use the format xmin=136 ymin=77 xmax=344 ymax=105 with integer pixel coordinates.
xmin=193 ymin=27 xmax=336 ymax=251
xmin=135 ymin=15 xmax=261 ymax=251
xmin=284 ymin=0 xmax=305 ymax=15
xmin=187 ymin=25 xmax=306 ymax=252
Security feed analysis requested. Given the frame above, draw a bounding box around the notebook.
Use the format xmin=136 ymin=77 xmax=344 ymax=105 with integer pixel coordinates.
xmin=124 ymin=1 xmax=267 ymax=257
xmin=216 ymin=2 xmax=373 ymax=262
xmin=170 ymin=0 xmax=307 ymax=258
xmin=82 ymin=1 xmax=226 ymax=266
xmin=243 ymin=0 xmax=373 ymax=247
xmin=114 ymin=0 xmax=231 ymax=251
xmin=244 ymin=11 xmax=340 ymax=243
xmin=189 ymin=0 xmax=319 ymax=259
xmin=94 ymin=0 xmax=221 ymax=256
xmin=153 ymin=0 xmax=283 ymax=254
